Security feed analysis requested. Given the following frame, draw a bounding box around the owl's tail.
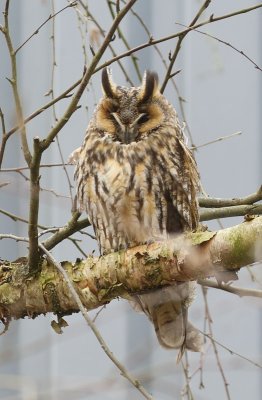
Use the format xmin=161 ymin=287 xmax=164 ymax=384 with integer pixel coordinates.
xmin=136 ymin=283 xmax=203 ymax=357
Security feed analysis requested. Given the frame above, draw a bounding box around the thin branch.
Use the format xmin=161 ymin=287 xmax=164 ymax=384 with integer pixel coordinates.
xmin=200 ymin=331 xmax=262 ymax=369
xmin=191 ymin=131 xmax=242 ymax=151
xmin=0 ymin=208 xmax=47 ymax=230
xmin=0 ymin=233 xmax=29 ymax=243
xmin=0 ymin=134 xmax=8 ymax=168
xmin=97 ymin=3 xmax=262 ymax=73
xmin=202 ymin=287 xmax=231 ymax=400
xmin=0 ymin=208 xmax=89 ymax=258
xmin=49 ymin=2 xmax=74 ymax=206
xmin=0 ymin=166 xmax=71 ymax=199
xmin=0 ymin=108 xmax=7 ymax=168
xmin=106 ymin=0 xmax=142 ymax=81
xmin=200 ymin=204 xmax=262 ymax=221
xmin=181 ymin=354 xmax=194 ymax=400
xmin=198 ymin=279 xmax=262 ymax=298
xmin=0 ymin=163 xmax=72 ymax=171
xmin=41 ymin=0 xmax=138 ymax=152
xmin=161 ymin=0 xmax=212 ymax=93
xmin=4 ymin=80 xmax=80 ymax=143
xmin=0 ymin=108 xmax=6 ymax=136
xmin=121 ymin=0 xmax=195 ymax=145
xmin=39 ymin=243 xmax=154 ymax=400
xmin=79 ymin=229 xmax=96 ymax=240
xmin=199 ymin=186 xmax=262 ymax=208
xmin=4 ymin=3 xmax=262 ymax=146
xmin=2 ymin=0 xmax=32 ymax=166
xmin=69 ymin=238 xmax=88 ymax=258
xmin=42 ymin=212 xmax=90 ymax=250
xmin=14 ymin=1 xmax=77 ymax=54
xmin=177 ymin=23 xmax=262 ymax=72
xmin=78 ymin=1 xmax=135 ymax=86
xmin=0 ymin=182 xmax=10 ymax=188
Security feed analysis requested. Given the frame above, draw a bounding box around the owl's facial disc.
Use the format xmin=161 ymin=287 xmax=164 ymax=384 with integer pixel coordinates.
xmin=111 ymin=112 xmax=148 ymax=144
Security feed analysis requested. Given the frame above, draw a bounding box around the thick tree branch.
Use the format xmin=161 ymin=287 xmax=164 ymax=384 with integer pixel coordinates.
xmin=0 ymin=217 xmax=261 ymax=320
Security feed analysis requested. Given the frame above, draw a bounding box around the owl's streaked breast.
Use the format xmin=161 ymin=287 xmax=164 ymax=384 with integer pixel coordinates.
xmin=74 ymin=68 xmax=199 ymax=254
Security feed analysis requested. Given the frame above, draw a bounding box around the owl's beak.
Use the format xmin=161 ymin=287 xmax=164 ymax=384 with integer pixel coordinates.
xmin=122 ymin=128 xmax=138 ymax=144
xmin=111 ymin=113 xmax=140 ymax=144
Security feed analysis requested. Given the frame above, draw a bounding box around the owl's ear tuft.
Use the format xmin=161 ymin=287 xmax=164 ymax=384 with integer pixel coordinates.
xmin=102 ymin=68 xmax=117 ymax=98
xmin=138 ymin=71 xmax=159 ymax=102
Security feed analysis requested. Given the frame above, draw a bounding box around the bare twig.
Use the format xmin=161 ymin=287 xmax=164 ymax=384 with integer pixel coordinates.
xmin=198 ymin=279 xmax=262 ymax=298
xmin=78 ymin=1 xmax=135 ymax=85
xmin=96 ymin=3 xmax=262 ymax=73
xmin=41 ymin=0 xmax=138 ymax=152
xmin=161 ymin=0 xmax=212 ymax=93
xmin=0 ymin=208 xmax=47 ymax=229
xmin=0 ymin=233 xmax=29 ymax=243
xmin=106 ymin=0 xmax=142 ymax=81
xmin=177 ymin=23 xmax=262 ymax=72
xmin=50 ymin=1 xmax=74 ymax=206
xmin=0 ymin=108 xmax=6 ymax=136
xmin=39 ymin=243 xmax=154 ymax=400
xmin=14 ymin=1 xmax=77 ymax=54
xmin=199 ymin=186 xmax=262 ymax=208
xmin=42 ymin=212 xmax=90 ymax=250
xmin=4 ymin=81 xmax=80 ymax=143
xmin=0 ymin=108 xmax=7 ymax=168
xmin=200 ymin=331 xmax=262 ymax=369
xmin=2 ymin=0 xmax=32 ymax=166
xmin=79 ymin=230 xmax=96 ymax=240
xmin=0 ymin=208 xmax=89 ymax=258
xmin=200 ymin=204 xmax=262 ymax=221
xmin=202 ymin=287 xmax=231 ymax=400
xmin=121 ymin=0 xmax=195 ymax=144
xmin=0 ymin=182 xmax=9 ymax=188
xmin=181 ymin=353 xmax=194 ymax=400
xmin=191 ymin=131 xmax=242 ymax=151
xmin=4 ymin=3 xmax=262 ymax=148
xmin=92 ymin=305 xmax=107 ymax=323
xmin=0 ymin=163 xmax=72 ymax=171
xmin=69 ymin=238 xmax=88 ymax=258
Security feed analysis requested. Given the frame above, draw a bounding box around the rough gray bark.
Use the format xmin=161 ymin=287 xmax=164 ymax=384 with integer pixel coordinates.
xmin=0 ymin=216 xmax=261 ymax=322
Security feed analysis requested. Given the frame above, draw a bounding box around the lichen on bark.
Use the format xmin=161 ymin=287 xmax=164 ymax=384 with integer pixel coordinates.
xmin=0 ymin=216 xmax=261 ymax=322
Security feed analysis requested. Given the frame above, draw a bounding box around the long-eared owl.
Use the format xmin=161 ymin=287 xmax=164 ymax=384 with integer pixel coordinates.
xmin=74 ymin=68 xmax=203 ymax=354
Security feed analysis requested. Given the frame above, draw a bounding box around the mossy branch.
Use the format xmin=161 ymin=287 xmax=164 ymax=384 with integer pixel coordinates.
xmin=0 ymin=216 xmax=261 ymax=321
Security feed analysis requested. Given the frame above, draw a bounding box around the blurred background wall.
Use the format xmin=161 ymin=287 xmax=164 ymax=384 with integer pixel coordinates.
xmin=0 ymin=1 xmax=261 ymax=399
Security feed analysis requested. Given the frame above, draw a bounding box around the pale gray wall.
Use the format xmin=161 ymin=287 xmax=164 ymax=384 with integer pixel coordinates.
xmin=0 ymin=1 xmax=261 ymax=399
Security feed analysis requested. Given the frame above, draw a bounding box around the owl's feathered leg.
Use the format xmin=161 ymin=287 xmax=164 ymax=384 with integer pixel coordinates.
xmin=135 ymin=283 xmax=203 ymax=358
